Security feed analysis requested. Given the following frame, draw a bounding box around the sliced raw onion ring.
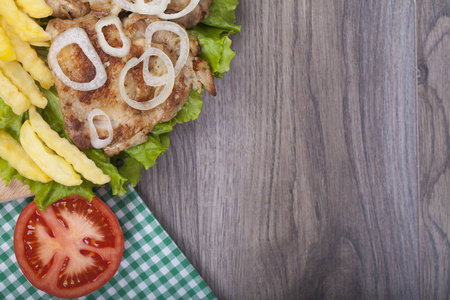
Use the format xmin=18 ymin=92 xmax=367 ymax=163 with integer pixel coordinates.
xmin=144 ymin=21 xmax=189 ymax=83
xmin=88 ymin=109 xmax=114 ymax=148
xmin=95 ymin=16 xmax=131 ymax=57
xmin=113 ymin=0 xmax=169 ymax=15
xmin=119 ymin=48 xmax=175 ymax=110
xmin=158 ymin=0 xmax=200 ymax=20
xmin=48 ymin=27 xmax=107 ymax=91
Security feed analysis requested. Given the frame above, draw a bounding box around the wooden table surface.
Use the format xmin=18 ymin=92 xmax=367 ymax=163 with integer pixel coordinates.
xmin=135 ymin=1 xmax=450 ymax=299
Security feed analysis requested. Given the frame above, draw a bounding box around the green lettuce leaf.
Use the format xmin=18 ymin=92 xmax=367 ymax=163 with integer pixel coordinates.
xmin=40 ymin=87 xmax=65 ymax=135
xmin=188 ymin=26 xmax=235 ymax=78
xmin=189 ymin=0 xmax=240 ymax=78
xmin=112 ymin=153 xmax=143 ymax=188
xmin=124 ymin=120 xmax=175 ymax=169
xmin=0 ymin=98 xmax=25 ymax=140
xmin=0 ymin=158 xmax=19 ymax=186
xmin=21 ymin=176 xmax=95 ymax=211
xmin=0 ymin=98 xmax=24 ymax=185
xmin=174 ymin=89 xmax=203 ymax=123
xmin=201 ymin=0 xmax=241 ymax=33
xmin=83 ymin=149 xmax=128 ymax=195
xmin=217 ymin=36 xmax=235 ymax=75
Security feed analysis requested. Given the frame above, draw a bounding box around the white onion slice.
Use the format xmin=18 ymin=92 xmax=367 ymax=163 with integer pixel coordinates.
xmin=95 ymin=16 xmax=131 ymax=57
xmin=158 ymin=0 xmax=200 ymax=20
xmin=88 ymin=109 xmax=114 ymax=149
xmin=119 ymin=48 xmax=175 ymax=110
xmin=49 ymin=27 xmax=107 ymax=91
xmin=113 ymin=0 xmax=169 ymax=15
xmin=144 ymin=21 xmax=189 ymax=83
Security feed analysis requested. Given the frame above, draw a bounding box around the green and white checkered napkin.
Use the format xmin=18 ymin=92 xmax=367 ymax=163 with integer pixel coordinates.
xmin=0 ymin=185 xmax=215 ymax=300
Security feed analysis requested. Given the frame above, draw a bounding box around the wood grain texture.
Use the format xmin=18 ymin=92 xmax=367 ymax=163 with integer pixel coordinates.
xmin=137 ymin=0 xmax=419 ymax=299
xmin=0 ymin=179 xmax=32 ymax=203
xmin=136 ymin=120 xmax=202 ymax=270
xmin=416 ymin=1 xmax=450 ymax=299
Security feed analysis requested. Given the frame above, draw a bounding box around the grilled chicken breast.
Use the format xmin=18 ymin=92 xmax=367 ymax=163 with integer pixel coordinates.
xmin=46 ymin=13 xmax=215 ymax=156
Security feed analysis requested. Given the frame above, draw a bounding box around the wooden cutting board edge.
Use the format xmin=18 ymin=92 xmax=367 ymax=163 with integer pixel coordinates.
xmin=0 ymin=179 xmax=33 ymax=203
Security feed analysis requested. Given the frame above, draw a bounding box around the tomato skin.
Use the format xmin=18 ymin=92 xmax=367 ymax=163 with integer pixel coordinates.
xmin=14 ymin=196 xmax=124 ymax=299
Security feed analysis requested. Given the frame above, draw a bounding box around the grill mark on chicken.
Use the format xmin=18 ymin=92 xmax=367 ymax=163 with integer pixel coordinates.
xmin=47 ymin=13 xmax=215 ymax=156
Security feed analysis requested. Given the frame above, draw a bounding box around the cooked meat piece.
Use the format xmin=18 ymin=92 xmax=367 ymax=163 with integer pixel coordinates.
xmin=45 ymin=0 xmax=90 ymax=19
xmin=45 ymin=0 xmax=211 ymax=28
xmin=89 ymin=0 xmax=116 ymax=17
xmin=166 ymin=0 xmax=212 ymax=29
xmin=193 ymin=57 xmax=215 ymax=96
xmin=46 ymin=13 xmax=215 ymax=156
xmin=45 ymin=0 xmax=117 ymax=18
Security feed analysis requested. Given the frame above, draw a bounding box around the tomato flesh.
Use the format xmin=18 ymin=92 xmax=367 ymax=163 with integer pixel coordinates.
xmin=14 ymin=195 xmax=124 ymax=299
xmin=23 ymin=210 xmax=55 ymax=278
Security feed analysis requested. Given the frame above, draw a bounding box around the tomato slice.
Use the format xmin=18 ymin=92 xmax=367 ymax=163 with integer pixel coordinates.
xmin=14 ymin=195 xmax=124 ymax=299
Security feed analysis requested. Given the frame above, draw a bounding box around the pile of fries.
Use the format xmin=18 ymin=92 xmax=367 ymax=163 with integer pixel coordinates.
xmin=0 ymin=0 xmax=111 ymax=187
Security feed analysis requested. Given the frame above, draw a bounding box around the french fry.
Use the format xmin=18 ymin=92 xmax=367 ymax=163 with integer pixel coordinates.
xmin=15 ymin=0 xmax=53 ymax=19
xmin=0 ymin=0 xmax=50 ymax=42
xmin=0 ymin=130 xmax=51 ymax=183
xmin=30 ymin=40 xmax=51 ymax=48
xmin=0 ymin=69 xmax=30 ymax=115
xmin=29 ymin=106 xmax=111 ymax=185
xmin=1 ymin=18 xmax=54 ymax=89
xmin=0 ymin=60 xmax=47 ymax=108
xmin=0 ymin=26 xmax=15 ymax=61
xmin=20 ymin=121 xmax=83 ymax=186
